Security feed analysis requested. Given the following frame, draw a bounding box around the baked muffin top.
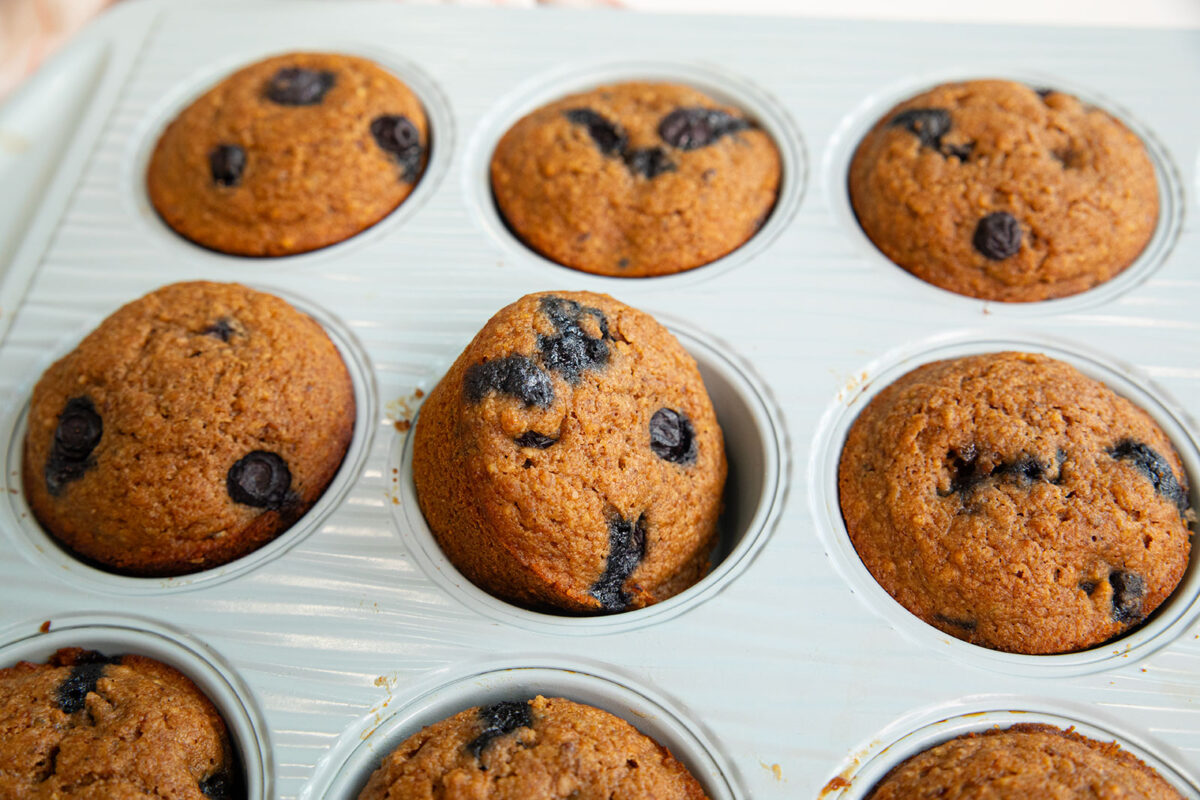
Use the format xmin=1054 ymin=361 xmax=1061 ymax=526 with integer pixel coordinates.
xmin=358 ymin=695 xmax=708 ymax=800
xmin=849 ymin=80 xmax=1159 ymax=302
xmin=148 ymin=52 xmax=428 ymax=256
xmin=838 ymin=352 xmax=1192 ymax=653
xmin=866 ymin=723 xmax=1183 ymax=799
xmin=0 ymin=647 xmax=237 ymax=799
xmin=23 ymin=281 xmax=356 ymax=576
xmin=491 ymin=82 xmax=781 ymax=277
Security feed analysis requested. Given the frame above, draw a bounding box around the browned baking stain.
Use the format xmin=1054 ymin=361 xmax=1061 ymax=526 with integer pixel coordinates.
xmin=822 ymin=775 xmax=851 ymax=794
xmin=386 ymin=388 xmax=427 ymax=432
xmin=759 ymin=761 xmax=784 ymax=782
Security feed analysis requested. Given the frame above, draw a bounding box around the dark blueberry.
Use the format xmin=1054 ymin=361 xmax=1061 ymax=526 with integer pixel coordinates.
xmin=56 ymin=651 xmax=118 ymax=714
xmin=227 ymin=451 xmax=291 ymax=509
xmin=995 ymin=455 xmax=1045 ymax=486
xmin=942 ymin=142 xmax=974 ymax=161
xmin=1108 ymin=439 xmax=1189 ymax=513
xmin=624 ymin=147 xmax=676 ymax=179
xmin=467 ymin=700 xmax=533 ymax=759
xmin=1034 ymin=87 xmax=1055 ymax=101
xmin=265 ymin=67 xmax=335 ymax=106
xmin=658 ymin=107 xmax=750 ymax=151
xmin=516 ymin=431 xmax=556 ymax=449
xmin=939 ymin=444 xmax=979 ymax=497
xmin=536 ymin=295 xmax=610 ymax=383
xmin=44 ymin=397 xmax=102 ymax=496
xmin=933 ymin=614 xmax=977 ymax=632
xmin=199 ymin=770 xmax=235 ymax=800
xmin=889 ymin=107 xmax=952 ymax=149
xmin=203 ymin=318 xmax=235 ymax=342
xmin=370 ymin=115 xmax=424 ymax=183
xmin=590 ymin=513 xmax=647 ymax=611
xmin=1079 ymin=580 xmax=1097 ymax=595
xmin=972 ymin=212 xmax=1023 ymax=260
xmin=53 ymin=397 xmax=102 ymax=462
xmin=1051 ymin=449 xmax=1068 ymax=485
xmin=464 ymin=355 xmax=554 ymax=408
xmin=209 ymin=144 xmax=246 ymax=187
xmin=649 ymin=408 xmax=696 ymax=465
xmin=1109 ymin=570 xmax=1145 ymax=624
xmin=563 ymin=108 xmax=627 ymax=156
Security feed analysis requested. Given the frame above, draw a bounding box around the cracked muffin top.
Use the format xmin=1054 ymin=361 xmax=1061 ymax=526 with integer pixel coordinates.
xmin=491 ymin=82 xmax=781 ymax=277
xmin=849 ymin=80 xmax=1159 ymax=302
xmin=413 ymin=291 xmax=726 ymax=613
xmin=358 ymin=695 xmax=708 ymax=800
xmin=838 ymin=351 xmax=1192 ymax=654
xmin=0 ymin=647 xmax=238 ymax=799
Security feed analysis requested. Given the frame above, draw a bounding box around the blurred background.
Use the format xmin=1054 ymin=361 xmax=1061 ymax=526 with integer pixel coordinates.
xmin=3 ymin=0 xmax=1199 ymax=100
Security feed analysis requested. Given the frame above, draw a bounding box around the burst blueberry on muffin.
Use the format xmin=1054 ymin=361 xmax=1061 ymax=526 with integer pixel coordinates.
xmin=413 ymin=291 xmax=726 ymax=612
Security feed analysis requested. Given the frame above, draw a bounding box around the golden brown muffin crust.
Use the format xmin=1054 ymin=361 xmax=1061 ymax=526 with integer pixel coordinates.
xmin=413 ymin=292 xmax=726 ymax=613
xmin=866 ymin=723 xmax=1183 ymax=799
xmin=23 ymin=281 xmax=356 ymax=576
xmin=491 ymin=82 xmax=781 ymax=277
xmin=0 ymin=647 xmax=237 ymax=799
xmin=148 ymin=52 xmax=428 ymax=256
xmin=358 ymin=695 xmax=709 ymax=800
xmin=849 ymin=80 xmax=1159 ymax=302
xmin=838 ymin=352 xmax=1192 ymax=654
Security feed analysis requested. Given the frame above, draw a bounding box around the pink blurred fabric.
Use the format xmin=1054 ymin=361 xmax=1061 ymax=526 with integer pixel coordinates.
xmin=0 ymin=0 xmax=116 ymax=98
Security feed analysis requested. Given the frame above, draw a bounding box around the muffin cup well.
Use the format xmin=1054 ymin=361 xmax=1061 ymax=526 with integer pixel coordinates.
xmin=0 ymin=612 xmax=272 ymax=799
xmin=823 ymin=70 xmax=1183 ymax=314
xmin=390 ymin=318 xmax=787 ymax=634
xmin=809 ymin=330 xmax=1200 ymax=675
xmin=825 ymin=705 xmax=1197 ymax=799
xmin=0 ymin=284 xmax=377 ymax=594
xmin=127 ymin=45 xmax=453 ymax=265
xmin=307 ymin=661 xmax=741 ymax=800
xmin=463 ymin=59 xmax=805 ymax=290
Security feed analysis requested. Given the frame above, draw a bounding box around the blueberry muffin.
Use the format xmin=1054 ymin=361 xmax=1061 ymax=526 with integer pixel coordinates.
xmin=412 ymin=291 xmax=726 ymax=613
xmin=358 ymin=695 xmax=708 ymax=800
xmin=23 ymin=281 xmax=356 ymax=576
xmin=866 ymin=723 xmax=1183 ymax=799
xmin=148 ymin=52 xmax=428 ymax=256
xmin=838 ymin=352 xmax=1192 ymax=654
xmin=0 ymin=647 xmax=238 ymax=799
xmin=849 ymin=80 xmax=1159 ymax=302
xmin=491 ymin=82 xmax=781 ymax=277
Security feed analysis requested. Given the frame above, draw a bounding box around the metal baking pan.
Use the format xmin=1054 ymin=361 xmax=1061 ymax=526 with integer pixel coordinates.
xmin=0 ymin=2 xmax=1197 ymax=796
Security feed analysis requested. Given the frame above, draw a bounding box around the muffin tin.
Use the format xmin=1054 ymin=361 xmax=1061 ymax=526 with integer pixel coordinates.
xmin=0 ymin=2 xmax=1198 ymax=797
